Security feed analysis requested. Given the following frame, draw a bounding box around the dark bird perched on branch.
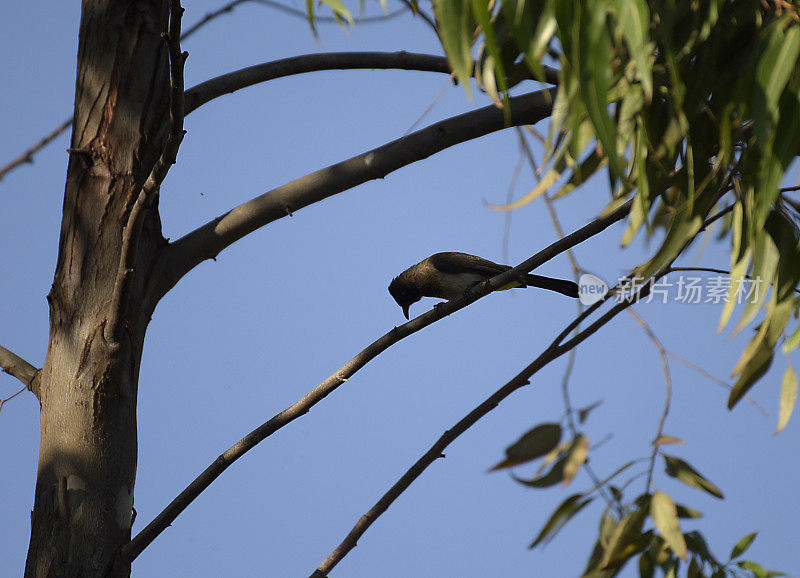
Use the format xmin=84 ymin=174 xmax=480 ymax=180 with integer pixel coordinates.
xmin=388 ymin=252 xmax=579 ymax=319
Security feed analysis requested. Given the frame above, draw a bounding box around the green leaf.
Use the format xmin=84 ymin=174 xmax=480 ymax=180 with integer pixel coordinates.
xmin=609 ymin=0 xmax=652 ymax=99
xmin=729 ymin=293 xmax=794 ymax=409
xmin=650 ymin=492 xmax=688 ymax=560
xmin=529 ymin=493 xmax=593 ymax=548
xmin=684 ymin=530 xmax=722 ymax=567
xmin=675 ymin=504 xmax=703 ymax=519
xmin=728 ymin=332 xmax=774 ymax=410
xmin=637 ymin=211 xmax=704 ymax=279
xmin=434 ymin=0 xmax=476 ymax=95
xmin=730 ymin=532 xmax=757 ymax=560
xmin=486 ymin=167 xmax=560 ymax=211
xmin=490 ymin=423 xmax=562 ymax=470
xmin=562 ymin=433 xmax=589 ymax=487
xmin=306 ymin=0 xmax=317 ymax=37
xmin=687 ymin=556 xmax=702 ymax=578
xmin=753 ymin=21 xmax=800 ymax=146
xmin=734 ymin=220 xmax=779 ymax=334
xmin=784 ymin=323 xmax=800 ymax=353
xmin=737 ymin=560 xmax=788 ymax=578
xmin=577 ymin=400 xmax=602 ymax=424
xmin=652 ymin=434 xmax=685 ymax=447
xmin=523 ymin=1 xmax=557 ymax=75
xmin=551 ymin=149 xmax=607 ymax=200
xmin=512 ymin=454 xmax=567 ymax=488
xmin=663 ymin=455 xmax=724 ymax=499
xmin=599 ymin=507 xmax=649 ymax=569
xmin=719 ymin=250 xmax=750 ymax=332
xmin=472 ymin=0 xmax=510 ymax=117
xmin=621 ymin=136 xmax=648 ymax=247
xmin=775 ymin=364 xmax=797 ymax=434
xmin=638 ymin=551 xmax=655 ymax=578
xmin=320 ymin=0 xmax=354 ymax=26
xmin=576 ymin=0 xmax=627 ymax=183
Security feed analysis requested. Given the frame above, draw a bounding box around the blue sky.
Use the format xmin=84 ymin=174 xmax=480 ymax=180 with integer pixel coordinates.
xmin=0 ymin=1 xmax=797 ymax=576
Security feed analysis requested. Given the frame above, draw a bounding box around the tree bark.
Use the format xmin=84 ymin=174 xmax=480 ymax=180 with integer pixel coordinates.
xmin=25 ymin=0 xmax=170 ymax=575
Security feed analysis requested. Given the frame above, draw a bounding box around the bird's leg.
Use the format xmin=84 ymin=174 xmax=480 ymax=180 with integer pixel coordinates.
xmin=463 ymin=280 xmax=489 ymax=300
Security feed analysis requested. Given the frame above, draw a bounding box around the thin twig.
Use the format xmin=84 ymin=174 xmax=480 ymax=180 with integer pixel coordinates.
xmin=402 ymin=76 xmax=455 ymax=136
xmin=400 ymin=0 xmax=438 ymax=32
xmin=666 ymin=351 xmax=769 ymax=417
xmin=180 ymin=0 xmax=251 ymax=39
xmin=122 ymin=192 xmax=635 ymax=564
xmin=105 ymin=0 xmax=187 ymax=344
xmin=627 ymin=309 xmax=672 ymax=492
xmin=500 ymin=153 xmax=525 ymax=264
xmin=515 ymin=127 xmax=618 ymax=509
xmin=669 ymin=266 xmax=800 ymax=295
xmin=0 ymin=118 xmax=72 ymax=182
xmin=182 ymin=0 xmax=408 ymax=40
xmin=0 ymin=386 xmax=27 ymax=414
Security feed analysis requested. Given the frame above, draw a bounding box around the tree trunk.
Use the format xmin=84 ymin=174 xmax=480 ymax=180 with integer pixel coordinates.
xmin=25 ymin=0 xmax=170 ymax=575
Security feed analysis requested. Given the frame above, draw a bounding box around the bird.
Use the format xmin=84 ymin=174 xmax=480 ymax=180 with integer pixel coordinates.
xmin=388 ymin=252 xmax=580 ymax=319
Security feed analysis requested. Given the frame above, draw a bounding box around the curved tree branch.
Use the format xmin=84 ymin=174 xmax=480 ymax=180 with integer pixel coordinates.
xmin=183 ymin=52 xmax=453 ymax=114
xmin=183 ymin=52 xmax=559 ymax=114
xmin=152 ymin=89 xmax=561 ymax=302
xmin=122 ymin=195 xmax=633 ymax=564
xmin=0 ymin=344 xmax=40 ymax=395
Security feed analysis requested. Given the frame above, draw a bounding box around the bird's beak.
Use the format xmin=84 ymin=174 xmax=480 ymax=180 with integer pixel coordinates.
xmin=402 ymin=305 xmax=410 ymax=320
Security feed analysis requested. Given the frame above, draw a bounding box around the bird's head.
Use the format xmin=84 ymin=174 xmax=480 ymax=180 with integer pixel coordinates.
xmin=388 ymin=276 xmax=422 ymax=320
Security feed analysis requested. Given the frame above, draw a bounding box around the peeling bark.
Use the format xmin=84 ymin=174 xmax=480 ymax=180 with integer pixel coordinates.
xmin=25 ymin=1 xmax=170 ymax=576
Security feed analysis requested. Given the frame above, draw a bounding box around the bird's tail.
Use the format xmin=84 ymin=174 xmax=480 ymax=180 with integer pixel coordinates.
xmin=521 ymin=274 xmax=579 ymax=298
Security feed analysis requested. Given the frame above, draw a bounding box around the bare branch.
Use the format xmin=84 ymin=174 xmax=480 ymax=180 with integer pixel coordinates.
xmin=183 ymin=52 xmax=559 ymax=115
xmin=0 ymin=344 xmax=40 ymax=394
xmin=106 ymin=0 xmax=187 ymax=344
xmin=0 ymin=118 xmax=72 ymax=182
xmin=311 ymin=268 xmax=666 ymax=577
xmin=185 ymin=52 xmax=446 ymax=114
xmin=151 ymin=89 xmax=562 ymax=300
xmin=180 ymin=0 xmax=253 ymax=40
xmin=122 ymin=192 xmax=634 ymax=564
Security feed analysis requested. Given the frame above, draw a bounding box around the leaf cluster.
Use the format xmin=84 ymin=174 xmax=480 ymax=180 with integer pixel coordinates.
xmin=435 ymin=0 xmax=800 ymax=411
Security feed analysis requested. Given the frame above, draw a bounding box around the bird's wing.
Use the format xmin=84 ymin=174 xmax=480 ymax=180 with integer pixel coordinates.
xmin=430 ymin=252 xmax=510 ymax=276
